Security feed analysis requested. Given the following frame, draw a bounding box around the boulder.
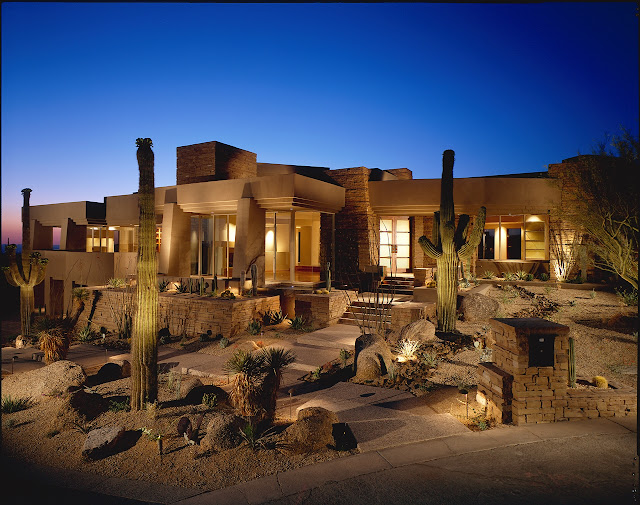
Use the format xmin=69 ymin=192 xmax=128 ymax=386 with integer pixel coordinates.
xmin=283 ymin=407 xmax=338 ymax=452
xmin=354 ymin=333 xmax=394 ymax=381
xmin=180 ymin=376 xmax=204 ymax=400
xmin=395 ymin=319 xmax=437 ymax=346
xmin=59 ymin=388 xmax=107 ymax=422
xmin=95 ymin=362 xmax=123 ymax=384
xmin=460 ymin=293 xmax=499 ymax=322
xmin=1 ymin=360 xmax=86 ymax=401
xmin=200 ymin=413 xmax=246 ymax=451
xmin=82 ymin=425 xmax=125 ymax=459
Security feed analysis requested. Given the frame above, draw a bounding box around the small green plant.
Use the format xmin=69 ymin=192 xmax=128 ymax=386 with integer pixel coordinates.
xmin=339 ymin=348 xmax=351 ymax=367
xmin=199 ymin=330 xmax=213 ymax=342
xmin=589 ymin=289 xmax=597 ymax=299
xmin=109 ymin=397 xmax=131 ymax=412
xmin=569 ymin=299 xmax=577 ymax=307
xmin=167 ymin=371 xmax=182 ymax=400
xmin=1 ymin=396 xmax=32 ymax=414
xmin=77 ymin=325 xmax=95 ymax=342
xmin=525 ymin=273 xmax=535 ymax=281
xmin=175 ymin=280 xmax=189 ymax=293
xmin=140 ymin=426 xmax=163 ymax=441
xmin=247 ymin=319 xmax=262 ymax=335
xmin=220 ymin=289 xmax=236 ymax=299
xmin=539 ymin=272 xmax=550 ymax=282
xmin=261 ymin=309 xmax=287 ymax=326
xmin=71 ymin=419 xmax=93 ymax=434
xmin=616 ymin=288 xmax=638 ymax=307
xmin=515 ymin=270 xmax=528 ymax=280
xmin=482 ymin=270 xmax=496 ymax=279
xmin=311 ymin=366 xmax=322 ymax=380
xmin=421 ymin=351 xmax=439 ymax=368
xmin=202 ymin=392 xmax=218 ymax=408
xmin=288 ymin=315 xmax=308 ymax=331
xmin=502 ymin=272 xmax=515 ymax=281
xmin=219 ymin=336 xmax=230 ymax=348
xmin=158 ymin=327 xmax=172 ymax=344
xmin=387 ymin=362 xmax=398 ymax=381
xmin=158 ymin=279 xmax=170 ymax=292
xmin=107 ymin=277 xmax=126 ymax=289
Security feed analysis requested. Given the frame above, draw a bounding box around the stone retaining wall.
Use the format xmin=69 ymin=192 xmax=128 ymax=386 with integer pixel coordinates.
xmin=294 ymin=290 xmax=353 ymax=328
xmin=77 ymin=288 xmax=280 ymax=339
xmin=477 ymin=317 xmax=637 ymax=425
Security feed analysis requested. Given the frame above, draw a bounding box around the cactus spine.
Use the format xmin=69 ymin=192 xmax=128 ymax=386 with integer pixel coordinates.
xmin=568 ymin=337 xmax=576 ymax=387
xmin=418 ymin=150 xmax=486 ymax=332
xmin=2 ymin=188 xmax=48 ymax=338
xmin=131 ymin=138 xmax=159 ymax=411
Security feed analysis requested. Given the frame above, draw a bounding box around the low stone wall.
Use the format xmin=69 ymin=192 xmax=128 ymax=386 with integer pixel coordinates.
xmin=389 ymin=301 xmax=436 ymax=328
xmin=294 ymin=290 xmax=352 ymax=328
xmin=477 ymin=317 xmax=637 ymax=425
xmin=77 ymin=288 xmax=280 ymax=339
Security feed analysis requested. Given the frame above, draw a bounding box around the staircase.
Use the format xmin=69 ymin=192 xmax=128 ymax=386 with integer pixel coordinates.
xmin=377 ymin=276 xmax=414 ymax=295
xmin=338 ymin=299 xmax=393 ymax=331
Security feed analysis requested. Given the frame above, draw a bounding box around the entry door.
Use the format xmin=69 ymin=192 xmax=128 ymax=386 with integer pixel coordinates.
xmin=380 ymin=217 xmax=410 ymax=273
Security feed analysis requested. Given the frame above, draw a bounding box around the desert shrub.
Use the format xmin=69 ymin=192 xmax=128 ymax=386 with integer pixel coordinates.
xmin=219 ymin=337 xmax=230 ymax=348
xmin=247 ymin=319 xmax=262 ymax=335
xmin=525 ymin=273 xmax=535 ymax=281
xmin=109 ymin=398 xmax=131 ymax=412
xmin=220 ymin=289 xmax=236 ymax=299
xmin=421 ymin=352 xmax=439 ymax=368
xmin=288 ymin=315 xmax=308 ymax=331
xmin=616 ymin=288 xmax=638 ymax=307
xmin=1 ymin=395 xmax=32 ymax=414
xmin=107 ymin=277 xmax=127 ymax=289
xmin=175 ymin=280 xmax=190 ymax=293
xmin=395 ymin=339 xmax=421 ymax=362
xmin=77 ymin=325 xmax=95 ymax=342
xmin=482 ymin=270 xmax=496 ymax=279
xmin=158 ymin=279 xmax=170 ymax=292
xmin=202 ymin=393 xmax=218 ymax=408
xmin=539 ymin=273 xmax=550 ymax=281
xmin=261 ymin=309 xmax=286 ymax=326
xmin=37 ymin=318 xmax=71 ymax=364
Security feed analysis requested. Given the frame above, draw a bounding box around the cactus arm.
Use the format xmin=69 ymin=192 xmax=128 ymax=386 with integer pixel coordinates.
xmin=454 ymin=214 xmax=470 ymax=250
xmin=432 ymin=212 xmax=441 ymax=249
xmin=418 ymin=235 xmax=442 ymax=259
xmin=2 ymin=266 xmax=21 ymax=287
xmin=458 ymin=206 xmax=487 ymax=260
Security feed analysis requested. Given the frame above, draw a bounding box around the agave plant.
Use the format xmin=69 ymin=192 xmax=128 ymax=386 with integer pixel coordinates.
xmin=223 ymin=350 xmax=266 ymax=417
xmin=38 ymin=319 xmax=71 ymax=364
xmin=259 ymin=347 xmax=296 ymax=421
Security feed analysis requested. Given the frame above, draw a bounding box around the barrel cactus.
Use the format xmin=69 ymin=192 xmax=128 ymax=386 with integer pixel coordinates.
xmin=419 ymin=150 xmax=486 ymax=332
xmin=593 ymin=376 xmax=608 ymax=389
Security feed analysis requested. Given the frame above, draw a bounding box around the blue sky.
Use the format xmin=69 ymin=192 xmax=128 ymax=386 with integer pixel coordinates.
xmin=2 ymin=2 xmax=638 ymax=244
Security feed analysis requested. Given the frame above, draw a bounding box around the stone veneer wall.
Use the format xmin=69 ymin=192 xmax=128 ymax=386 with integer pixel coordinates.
xmin=320 ymin=167 xmax=378 ymax=276
xmin=176 ymin=141 xmax=257 ymax=185
xmin=294 ymin=290 xmax=353 ymax=328
xmin=477 ymin=317 xmax=636 ymax=425
xmin=77 ymin=288 xmax=280 ymax=339
xmin=389 ymin=301 xmax=436 ymax=328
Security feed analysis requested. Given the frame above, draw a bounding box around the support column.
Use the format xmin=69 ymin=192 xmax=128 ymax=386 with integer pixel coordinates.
xmin=159 ymin=203 xmax=190 ymax=276
xmin=289 ymin=210 xmax=296 ymax=282
xmin=234 ymin=197 xmax=266 ymax=286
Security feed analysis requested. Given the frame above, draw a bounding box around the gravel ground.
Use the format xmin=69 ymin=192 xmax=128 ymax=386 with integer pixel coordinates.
xmin=1 ymin=285 xmax=636 ymax=490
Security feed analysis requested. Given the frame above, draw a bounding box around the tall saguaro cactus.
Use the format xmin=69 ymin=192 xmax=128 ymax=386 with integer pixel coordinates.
xmin=131 ymin=138 xmax=159 ymax=411
xmin=2 ymin=188 xmax=48 ymax=338
xmin=419 ymin=150 xmax=486 ymax=332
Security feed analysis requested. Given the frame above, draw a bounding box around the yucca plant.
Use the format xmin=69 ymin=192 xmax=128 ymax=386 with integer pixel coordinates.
xmin=36 ymin=316 xmax=73 ymax=363
xmin=259 ymin=347 xmax=296 ymax=421
xmin=223 ymin=350 xmax=266 ymax=417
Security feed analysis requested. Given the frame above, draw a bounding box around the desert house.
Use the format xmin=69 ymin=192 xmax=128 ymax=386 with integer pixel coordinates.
xmin=25 ymin=140 xmax=584 ymax=315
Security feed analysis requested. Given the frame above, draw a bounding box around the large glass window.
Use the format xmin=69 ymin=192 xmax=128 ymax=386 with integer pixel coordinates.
xmin=191 ymin=215 xmax=234 ymax=277
xmin=479 ymin=215 xmax=547 ymax=261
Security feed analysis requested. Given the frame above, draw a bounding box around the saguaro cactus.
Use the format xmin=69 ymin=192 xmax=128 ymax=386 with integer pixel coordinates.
xmin=2 ymin=188 xmax=48 ymax=338
xmin=419 ymin=150 xmax=486 ymax=332
xmin=131 ymin=138 xmax=159 ymax=411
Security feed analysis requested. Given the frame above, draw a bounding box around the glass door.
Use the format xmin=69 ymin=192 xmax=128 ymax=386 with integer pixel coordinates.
xmin=380 ymin=217 xmax=411 ymax=273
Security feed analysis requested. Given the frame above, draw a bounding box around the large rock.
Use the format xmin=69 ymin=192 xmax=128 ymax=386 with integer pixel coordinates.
xmin=396 ymin=319 xmax=437 ymax=346
xmin=59 ymin=388 xmax=107 ymax=422
xmin=82 ymin=425 xmax=125 ymax=459
xmin=2 ymin=360 xmax=86 ymax=401
xmin=200 ymin=413 xmax=246 ymax=451
xmin=282 ymin=407 xmax=338 ymax=452
xmin=460 ymin=293 xmax=499 ymax=322
xmin=354 ymin=333 xmax=394 ymax=381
